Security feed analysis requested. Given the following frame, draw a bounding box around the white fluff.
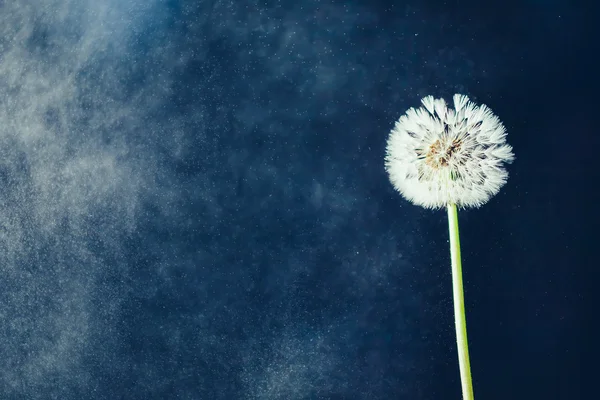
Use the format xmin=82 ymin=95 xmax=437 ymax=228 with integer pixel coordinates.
xmin=385 ymin=94 xmax=514 ymax=209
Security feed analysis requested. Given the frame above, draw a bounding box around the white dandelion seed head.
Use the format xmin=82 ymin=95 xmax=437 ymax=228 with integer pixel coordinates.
xmin=385 ymin=94 xmax=515 ymax=209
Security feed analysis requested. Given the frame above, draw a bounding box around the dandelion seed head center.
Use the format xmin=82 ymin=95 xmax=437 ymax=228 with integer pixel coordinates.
xmin=423 ymin=136 xmax=466 ymax=170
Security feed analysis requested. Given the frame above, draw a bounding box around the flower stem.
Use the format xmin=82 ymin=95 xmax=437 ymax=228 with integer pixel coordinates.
xmin=447 ymin=203 xmax=474 ymax=400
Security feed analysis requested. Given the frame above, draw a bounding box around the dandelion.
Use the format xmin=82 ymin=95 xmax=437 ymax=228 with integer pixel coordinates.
xmin=385 ymin=94 xmax=514 ymax=400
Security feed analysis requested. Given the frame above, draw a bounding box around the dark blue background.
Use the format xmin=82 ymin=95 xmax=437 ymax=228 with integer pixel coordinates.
xmin=0 ymin=0 xmax=595 ymax=398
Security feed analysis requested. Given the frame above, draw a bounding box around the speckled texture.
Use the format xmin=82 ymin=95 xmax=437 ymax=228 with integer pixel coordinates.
xmin=0 ymin=0 xmax=596 ymax=398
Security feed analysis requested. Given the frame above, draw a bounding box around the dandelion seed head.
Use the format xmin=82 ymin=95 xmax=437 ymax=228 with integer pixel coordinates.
xmin=385 ymin=94 xmax=514 ymax=209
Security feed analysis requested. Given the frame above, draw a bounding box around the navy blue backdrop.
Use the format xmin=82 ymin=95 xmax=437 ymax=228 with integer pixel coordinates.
xmin=0 ymin=0 xmax=595 ymax=398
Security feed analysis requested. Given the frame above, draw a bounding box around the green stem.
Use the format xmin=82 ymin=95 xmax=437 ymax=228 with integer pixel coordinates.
xmin=447 ymin=203 xmax=474 ymax=400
